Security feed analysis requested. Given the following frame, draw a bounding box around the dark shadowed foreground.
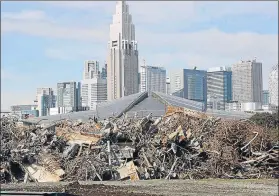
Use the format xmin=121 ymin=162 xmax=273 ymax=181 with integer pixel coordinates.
xmin=1 ymin=179 xmax=278 ymax=196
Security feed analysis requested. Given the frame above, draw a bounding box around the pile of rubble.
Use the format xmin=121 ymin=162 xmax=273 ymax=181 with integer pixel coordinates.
xmin=1 ymin=106 xmax=278 ymax=183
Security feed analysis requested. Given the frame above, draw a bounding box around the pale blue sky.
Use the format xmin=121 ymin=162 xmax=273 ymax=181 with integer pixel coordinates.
xmin=1 ymin=1 xmax=278 ymax=110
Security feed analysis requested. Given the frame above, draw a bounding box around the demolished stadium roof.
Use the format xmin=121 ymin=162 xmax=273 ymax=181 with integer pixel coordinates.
xmin=21 ymin=92 xmax=253 ymax=125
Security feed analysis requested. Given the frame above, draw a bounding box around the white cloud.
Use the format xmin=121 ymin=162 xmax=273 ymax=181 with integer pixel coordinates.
xmin=1 ymin=10 xmax=108 ymax=42
xmin=137 ymin=28 xmax=277 ymax=87
xmin=1 ymin=10 xmax=47 ymax=21
xmin=40 ymin=1 xmax=278 ymax=24
xmin=1 ymin=1 xmax=278 ymax=108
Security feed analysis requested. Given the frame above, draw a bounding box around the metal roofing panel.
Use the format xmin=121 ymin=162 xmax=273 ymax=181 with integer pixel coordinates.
xmin=126 ymin=96 xmax=166 ymax=118
xmin=153 ymin=92 xmax=204 ymax=111
xmin=22 ymin=92 xmax=146 ymax=125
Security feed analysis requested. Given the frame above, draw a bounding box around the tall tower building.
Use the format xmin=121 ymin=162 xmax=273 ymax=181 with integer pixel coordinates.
xmin=262 ymin=90 xmax=270 ymax=106
xmin=81 ymin=78 xmax=107 ymax=110
xmin=183 ymin=69 xmax=207 ymax=106
xmin=269 ymin=64 xmax=278 ymax=107
xmin=35 ymin=88 xmax=56 ymax=107
xmin=232 ymin=59 xmax=263 ymax=103
xmin=107 ymin=1 xmax=139 ymax=100
xmin=81 ymin=61 xmax=107 ymax=110
xmin=140 ymin=65 xmax=166 ymax=94
xmin=83 ymin=60 xmax=100 ymax=79
xmin=169 ymin=70 xmax=184 ymax=94
xmin=207 ymin=66 xmax=232 ymax=110
xmin=57 ymin=82 xmax=78 ymax=113
xmin=166 ymin=77 xmax=171 ymax=95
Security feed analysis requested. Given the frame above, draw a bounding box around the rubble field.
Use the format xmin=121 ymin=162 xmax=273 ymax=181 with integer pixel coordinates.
xmin=1 ymin=106 xmax=278 ymax=184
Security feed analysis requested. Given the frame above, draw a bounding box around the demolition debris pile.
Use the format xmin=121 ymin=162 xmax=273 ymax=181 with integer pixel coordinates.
xmin=1 ymin=107 xmax=278 ymax=183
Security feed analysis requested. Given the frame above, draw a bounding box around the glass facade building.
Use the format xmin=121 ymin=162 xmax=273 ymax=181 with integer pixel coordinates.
xmin=183 ymin=69 xmax=207 ymax=110
xmin=21 ymin=110 xmax=39 ymax=119
xmin=207 ymin=68 xmax=232 ymax=110
xmin=262 ymin=90 xmax=269 ymax=105
xmin=57 ymin=82 xmax=77 ymax=111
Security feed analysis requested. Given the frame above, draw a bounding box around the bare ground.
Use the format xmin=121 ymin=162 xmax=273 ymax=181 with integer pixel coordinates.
xmin=1 ymin=179 xmax=278 ymax=196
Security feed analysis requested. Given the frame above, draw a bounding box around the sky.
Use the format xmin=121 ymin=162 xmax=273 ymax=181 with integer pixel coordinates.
xmin=1 ymin=1 xmax=278 ymax=110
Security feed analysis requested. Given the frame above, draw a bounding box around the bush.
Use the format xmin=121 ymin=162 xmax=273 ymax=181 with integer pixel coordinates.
xmin=250 ymin=112 xmax=279 ymax=129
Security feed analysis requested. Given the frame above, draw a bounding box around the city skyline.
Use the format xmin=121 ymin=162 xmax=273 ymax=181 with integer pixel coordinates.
xmin=1 ymin=1 xmax=278 ymax=110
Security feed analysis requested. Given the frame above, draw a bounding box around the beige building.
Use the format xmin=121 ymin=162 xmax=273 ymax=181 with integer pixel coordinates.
xmin=169 ymin=70 xmax=184 ymax=94
xmin=232 ymin=59 xmax=263 ymax=103
xmin=107 ymin=1 xmax=139 ymax=100
xmin=268 ymin=64 xmax=278 ymax=107
xmin=83 ymin=60 xmax=100 ymax=79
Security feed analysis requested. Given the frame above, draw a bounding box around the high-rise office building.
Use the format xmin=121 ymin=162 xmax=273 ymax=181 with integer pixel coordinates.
xmin=269 ymin=64 xmax=278 ymax=107
xmin=101 ymin=63 xmax=107 ymax=79
xmin=35 ymin=87 xmax=56 ymax=116
xmin=183 ymin=69 xmax=207 ymax=108
xmin=169 ymin=70 xmax=184 ymax=94
xmin=262 ymin=90 xmax=269 ymax=106
xmin=139 ymin=65 xmax=166 ymax=93
xmin=81 ymin=78 xmax=107 ymax=110
xmin=166 ymin=77 xmax=171 ymax=95
xmin=76 ymin=82 xmax=82 ymax=111
xmin=207 ymin=67 xmax=232 ymax=110
xmin=232 ymin=59 xmax=263 ymax=103
xmin=107 ymin=1 xmax=139 ymax=100
xmin=35 ymin=87 xmax=56 ymax=108
xmin=37 ymin=94 xmax=51 ymax=116
xmin=57 ymin=82 xmax=78 ymax=113
xmin=83 ymin=60 xmax=100 ymax=80
xmin=81 ymin=62 xmax=107 ymax=110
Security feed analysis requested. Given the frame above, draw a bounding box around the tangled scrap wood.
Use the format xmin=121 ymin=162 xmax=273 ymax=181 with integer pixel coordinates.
xmin=1 ymin=106 xmax=278 ymax=183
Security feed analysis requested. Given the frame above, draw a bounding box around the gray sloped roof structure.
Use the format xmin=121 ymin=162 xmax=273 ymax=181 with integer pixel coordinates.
xmin=22 ymin=91 xmax=253 ymax=125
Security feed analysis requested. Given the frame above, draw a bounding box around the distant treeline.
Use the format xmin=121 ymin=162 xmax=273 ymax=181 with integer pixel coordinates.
xmin=250 ymin=112 xmax=279 ymax=129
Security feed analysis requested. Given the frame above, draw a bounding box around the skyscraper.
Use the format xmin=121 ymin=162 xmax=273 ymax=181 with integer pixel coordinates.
xmin=35 ymin=87 xmax=56 ymax=116
xmin=166 ymin=77 xmax=171 ymax=95
xmin=269 ymin=64 xmax=278 ymax=107
xmin=101 ymin=63 xmax=107 ymax=79
xmin=81 ymin=78 xmax=107 ymax=110
xmin=183 ymin=69 xmax=207 ymax=107
xmin=207 ymin=67 xmax=232 ymax=110
xmin=169 ymin=70 xmax=184 ymax=94
xmin=83 ymin=60 xmax=100 ymax=79
xmin=262 ymin=90 xmax=269 ymax=106
xmin=232 ymin=59 xmax=263 ymax=103
xmin=81 ymin=61 xmax=107 ymax=110
xmin=140 ymin=65 xmax=166 ymax=93
xmin=57 ymin=82 xmax=78 ymax=113
xmin=107 ymin=1 xmax=139 ymax=100
xmin=35 ymin=87 xmax=56 ymax=108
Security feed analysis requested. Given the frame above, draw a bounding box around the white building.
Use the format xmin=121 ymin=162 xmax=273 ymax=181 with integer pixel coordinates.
xmin=49 ymin=107 xmax=59 ymax=116
xmin=225 ymin=101 xmax=242 ymax=112
xmin=166 ymin=77 xmax=171 ymax=95
xmin=57 ymin=82 xmax=77 ymax=112
xmin=140 ymin=65 xmax=166 ymax=93
xmin=35 ymin=87 xmax=56 ymax=108
xmin=169 ymin=70 xmax=184 ymax=94
xmin=269 ymin=64 xmax=278 ymax=107
xmin=241 ymin=102 xmax=262 ymax=112
xmin=83 ymin=60 xmax=100 ymax=79
xmin=81 ymin=78 xmax=107 ymax=110
xmin=107 ymin=1 xmax=139 ymax=100
xmin=232 ymin=59 xmax=263 ymax=103
xmin=207 ymin=66 xmax=232 ymax=110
